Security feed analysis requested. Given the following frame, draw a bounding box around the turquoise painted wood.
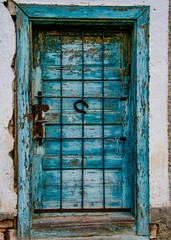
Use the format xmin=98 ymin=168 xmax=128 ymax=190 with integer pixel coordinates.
xmin=17 ymin=4 xmax=149 ymax=239
xmin=32 ymin=28 xmax=132 ymax=211
xmin=16 ymin=6 xmax=31 ymax=240
xmin=19 ymin=5 xmax=148 ymax=20
xmin=136 ymin=8 xmax=150 ymax=236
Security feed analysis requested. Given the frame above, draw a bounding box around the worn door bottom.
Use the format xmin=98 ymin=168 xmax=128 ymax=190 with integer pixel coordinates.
xmin=30 ymin=215 xmax=149 ymax=239
xmin=31 ymin=238 xmax=149 ymax=240
xmin=31 ymin=233 xmax=149 ymax=240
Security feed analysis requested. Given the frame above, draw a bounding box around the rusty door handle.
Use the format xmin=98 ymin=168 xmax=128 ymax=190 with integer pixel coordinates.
xmin=32 ymin=91 xmax=49 ymax=145
xmin=74 ymin=100 xmax=89 ymax=114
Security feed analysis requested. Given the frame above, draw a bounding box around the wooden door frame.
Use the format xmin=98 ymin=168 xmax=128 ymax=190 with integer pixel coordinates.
xmin=16 ymin=4 xmax=149 ymax=239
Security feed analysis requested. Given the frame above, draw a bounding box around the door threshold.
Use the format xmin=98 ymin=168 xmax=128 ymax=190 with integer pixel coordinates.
xmin=32 ymin=215 xmax=135 ymax=229
xmin=31 ymin=236 xmax=149 ymax=240
xmin=31 ymin=215 xmax=141 ymax=239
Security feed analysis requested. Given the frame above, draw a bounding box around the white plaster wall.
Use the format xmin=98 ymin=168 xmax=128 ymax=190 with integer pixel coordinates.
xmin=0 ymin=1 xmax=17 ymax=216
xmin=0 ymin=0 xmax=169 ymax=215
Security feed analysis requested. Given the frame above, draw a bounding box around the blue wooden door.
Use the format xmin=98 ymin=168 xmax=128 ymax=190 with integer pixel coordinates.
xmin=32 ymin=26 xmax=132 ymax=213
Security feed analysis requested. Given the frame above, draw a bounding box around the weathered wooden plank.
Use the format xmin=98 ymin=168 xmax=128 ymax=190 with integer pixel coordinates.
xmin=42 ymin=139 xmax=123 ymax=155
xmin=32 ymin=215 xmax=135 ymax=228
xmin=19 ymin=5 xmax=148 ymax=20
xmin=42 ymin=67 xmax=122 ymax=80
xmin=30 ymin=223 xmax=136 ymax=239
xmin=45 ymin=124 xmax=122 ymax=138
xmin=43 ymin=81 xmax=122 ymax=98
xmin=136 ymin=8 xmax=149 ymax=236
xmin=16 ymin=6 xmax=31 ymax=240
xmin=44 ymin=111 xmax=122 ymax=125
xmin=42 ymin=156 xmax=123 ymax=170
xmin=42 ymin=98 xmax=121 ymax=111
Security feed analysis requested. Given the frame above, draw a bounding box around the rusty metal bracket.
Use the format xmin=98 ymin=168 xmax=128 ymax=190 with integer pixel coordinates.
xmin=32 ymin=91 xmax=49 ymax=145
xmin=74 ymin=99 xmax=89 ymax=114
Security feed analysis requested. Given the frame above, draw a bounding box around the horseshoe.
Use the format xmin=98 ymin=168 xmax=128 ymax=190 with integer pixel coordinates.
xmin=73 ymin=100 xmax=89 ymax=114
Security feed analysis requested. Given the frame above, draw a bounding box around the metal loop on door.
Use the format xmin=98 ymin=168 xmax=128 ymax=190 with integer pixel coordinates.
xmin=73 ymin=99 xmax=89 ymax=114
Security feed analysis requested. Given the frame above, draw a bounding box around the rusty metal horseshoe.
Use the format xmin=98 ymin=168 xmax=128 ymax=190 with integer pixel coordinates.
xmin=73 ymin=100 xmax=89 ymax=114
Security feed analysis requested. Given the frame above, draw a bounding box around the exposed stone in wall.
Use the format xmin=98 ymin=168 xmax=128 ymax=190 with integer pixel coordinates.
xmin=150 ymin=208 xmax=171 ymax=239
xmin=0 ymin=0 xmax=17 ymax=219
xmin=155 ymin=223 xmax=171 ymax=240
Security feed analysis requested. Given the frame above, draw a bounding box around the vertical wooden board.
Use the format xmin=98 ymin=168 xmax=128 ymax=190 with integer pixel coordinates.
xmin=136 ymin=9 xmax=149 ymax=236
xmin=121 ymin=32 xmax=132 ymax=209
xmin=16 ymin=6 xmax=31 ymax=240
xmin=32 ymin=154 xmax=43 ymax=209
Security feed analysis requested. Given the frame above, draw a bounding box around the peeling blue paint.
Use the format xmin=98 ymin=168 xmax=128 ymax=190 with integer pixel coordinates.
xmin=17 ymin=4 xmax=149 ymax=239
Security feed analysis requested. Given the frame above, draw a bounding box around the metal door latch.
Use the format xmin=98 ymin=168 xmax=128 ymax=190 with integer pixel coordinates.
xmin=32 ymin=91 xmax=49 ymax=145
